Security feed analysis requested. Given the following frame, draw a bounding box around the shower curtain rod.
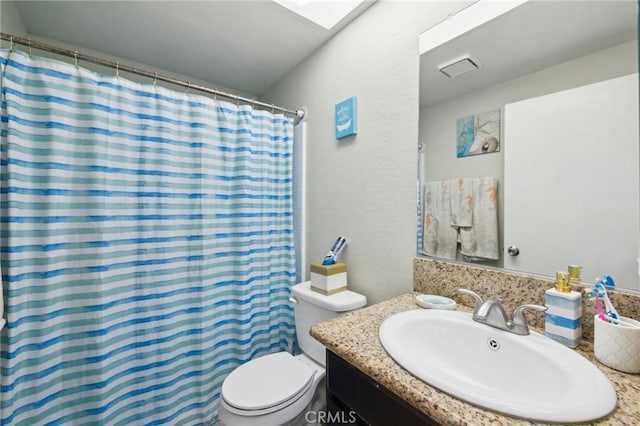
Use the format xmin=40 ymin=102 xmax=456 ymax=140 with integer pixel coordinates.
xmin=0 ymin=32 xmax=305 ymax=121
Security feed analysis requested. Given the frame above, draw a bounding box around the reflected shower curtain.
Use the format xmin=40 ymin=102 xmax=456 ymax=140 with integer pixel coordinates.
xmin=0 ymin=49 xmax=296 ymax=425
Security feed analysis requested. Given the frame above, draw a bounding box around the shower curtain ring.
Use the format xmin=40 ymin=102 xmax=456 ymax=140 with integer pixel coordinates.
xmin=9 ymin=36 xmax=14 ymax=51
xmin=185 ymin=81 xmax=190 ymax=94
xmin=74 ymin=51 xmax=79 ymax=67
xmin=271 ymin=104 xmax=275 ymax=114
xmin=153 ymin=72 xmax=158 ymax=87
xmin=28 ymin=39 xmax=32 ymax=56
xmin=116 ymin=62 xmax=120 ymax=78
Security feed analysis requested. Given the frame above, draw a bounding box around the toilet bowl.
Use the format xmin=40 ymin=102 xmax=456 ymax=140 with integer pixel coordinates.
xmin=219 ymin=353 xmax=324 ymax=426
xmin=218 ymin=281 xmax=366 ymax=426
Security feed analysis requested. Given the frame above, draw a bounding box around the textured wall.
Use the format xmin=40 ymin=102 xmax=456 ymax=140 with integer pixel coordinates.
xmin=261 ymin=2 xmax=472 ymax=303
xmin=1 ymin=0 xmax=28 ymax=40
xmin=1 ymin=0 xmax=253 ymax=100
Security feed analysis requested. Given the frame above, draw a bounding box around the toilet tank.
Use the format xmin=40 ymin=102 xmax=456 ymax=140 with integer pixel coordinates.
xmin=291 ymin=282 xmax=366 ymax=366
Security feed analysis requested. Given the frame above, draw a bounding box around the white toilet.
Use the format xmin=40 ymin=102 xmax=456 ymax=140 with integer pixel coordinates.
xmin=218 ymin=281 xmax=367 ymax=426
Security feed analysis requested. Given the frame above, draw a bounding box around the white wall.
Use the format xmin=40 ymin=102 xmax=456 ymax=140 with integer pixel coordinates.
xmin=0 ymin=0 xmax=252 ymax=100
xmin=261 ymin=1 xmax=472 ymax=303
xmin=0 ymin=0 xmax=28 ymax=41
xmin=419 ymin=40 xmax=637 ymax=268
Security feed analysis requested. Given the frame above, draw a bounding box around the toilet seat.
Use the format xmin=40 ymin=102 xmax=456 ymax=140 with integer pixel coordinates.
xmin=221 ymin=352 xmax=315 ymax=416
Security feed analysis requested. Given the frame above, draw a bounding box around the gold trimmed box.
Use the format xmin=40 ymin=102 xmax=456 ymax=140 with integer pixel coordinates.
xmin=310 ymin=262 xmax=347 ymax=295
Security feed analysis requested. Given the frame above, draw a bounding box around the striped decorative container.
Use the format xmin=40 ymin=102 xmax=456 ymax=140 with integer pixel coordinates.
xmin=544 ymin=288 xmax=582 ymax=348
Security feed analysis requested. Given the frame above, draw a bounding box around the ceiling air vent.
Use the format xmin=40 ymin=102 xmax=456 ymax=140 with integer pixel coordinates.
xmin=438 ymin=56 xmax=479 ymax=78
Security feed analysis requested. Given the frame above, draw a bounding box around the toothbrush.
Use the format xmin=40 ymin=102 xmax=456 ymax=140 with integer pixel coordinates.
xmin=594 ymin=279 xmax=619 ymax=321
xmin=609 ymin=316 xmax=640 ymax=328
xmin=594 ymin=295 xmax=608 ymax=322
xmin=322 ymin=237 xmax=346 ymax=265
xmin=599 ymin=275 xmax=617 ymax=319
xmin=590 ymin=277 xmax=640 ymax=328
xmin=586 ymin=288 xmax=607 ymax=321
xmin=594 ymin=282 xmax=615 ymax=319
xmin=602 ymin=274 xmax=615 ymax=289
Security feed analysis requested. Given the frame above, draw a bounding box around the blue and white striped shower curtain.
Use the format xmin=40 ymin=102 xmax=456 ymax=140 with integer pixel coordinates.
xmin=0 ymin=48 xmax=296 ymax=425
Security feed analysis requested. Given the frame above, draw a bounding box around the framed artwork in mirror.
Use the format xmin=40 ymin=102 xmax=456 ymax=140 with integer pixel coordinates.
xmin=456 ymin=109 xmax=500 ymax=158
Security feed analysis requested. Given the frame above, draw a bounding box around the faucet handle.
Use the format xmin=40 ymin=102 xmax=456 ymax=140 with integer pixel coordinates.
xmin=457 ymin=288 xmax=483 ymax=312
xmin=510 ymin=304 xmax=547 ymax=328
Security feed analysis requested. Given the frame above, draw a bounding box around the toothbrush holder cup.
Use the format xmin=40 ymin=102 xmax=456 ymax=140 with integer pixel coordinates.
xmin=594 ymin=315 xmax=640 ymax=374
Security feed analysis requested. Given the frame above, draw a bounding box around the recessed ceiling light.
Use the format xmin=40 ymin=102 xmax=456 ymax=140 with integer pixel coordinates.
xmin=273 ymin=0 xmax=368 ymax=30
xmin=438 ymin=56 xmax=479 ymax=78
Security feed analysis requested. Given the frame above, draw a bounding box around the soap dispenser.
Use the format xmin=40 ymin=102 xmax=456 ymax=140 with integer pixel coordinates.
xmin=544 ymin=271 xmax=582 ymax=348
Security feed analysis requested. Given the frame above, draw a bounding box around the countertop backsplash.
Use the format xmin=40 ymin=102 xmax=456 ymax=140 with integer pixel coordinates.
xmin=413 ymin=257 xmax=640 ymax=343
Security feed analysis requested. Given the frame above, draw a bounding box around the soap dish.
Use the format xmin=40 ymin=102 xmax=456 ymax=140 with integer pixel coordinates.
xmin=416 ymin=294 xmax=457 ymax=310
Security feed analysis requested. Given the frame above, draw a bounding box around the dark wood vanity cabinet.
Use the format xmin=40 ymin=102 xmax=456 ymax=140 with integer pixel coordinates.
xmin=325 ymin=350 xmax=439 ymax=425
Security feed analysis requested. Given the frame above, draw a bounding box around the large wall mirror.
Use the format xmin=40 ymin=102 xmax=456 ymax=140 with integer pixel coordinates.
xmin=418 ymin=0 xmax=639 ymax=291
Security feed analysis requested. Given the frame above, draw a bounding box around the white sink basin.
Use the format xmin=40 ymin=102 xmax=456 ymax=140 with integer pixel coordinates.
xmin=379 ymin=309 xmax=617 ymax=423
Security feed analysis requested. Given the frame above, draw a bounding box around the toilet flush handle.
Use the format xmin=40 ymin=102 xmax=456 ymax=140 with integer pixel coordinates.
xmin=288 ymin=296 xmax=298 ymax=305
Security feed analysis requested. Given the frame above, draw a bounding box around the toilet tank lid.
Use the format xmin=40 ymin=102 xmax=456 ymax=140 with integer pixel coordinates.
xmin=292 ymin=282 xmax=367 ymax=312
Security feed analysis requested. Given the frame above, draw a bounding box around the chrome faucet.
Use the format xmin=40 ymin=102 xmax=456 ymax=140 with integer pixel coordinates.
xmin=458 ymin=288 xmax=547 ymax=335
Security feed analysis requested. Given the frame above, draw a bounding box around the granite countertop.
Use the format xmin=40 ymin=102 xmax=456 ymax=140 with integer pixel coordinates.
xmin=310 ymin=293 xmax=640 ymax=426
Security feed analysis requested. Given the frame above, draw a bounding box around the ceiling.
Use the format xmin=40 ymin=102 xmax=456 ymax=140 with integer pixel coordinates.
xmin=420 ymin=0 xmax=638 ymax=108
xmin=13 ymin=1 xmax=376 ymax=96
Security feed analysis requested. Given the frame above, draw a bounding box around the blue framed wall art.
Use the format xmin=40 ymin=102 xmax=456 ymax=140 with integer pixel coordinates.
xmin=335 ymin=96 xmax=358 ymax=139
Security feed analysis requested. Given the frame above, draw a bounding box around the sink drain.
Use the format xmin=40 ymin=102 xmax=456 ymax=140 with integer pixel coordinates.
xmin=487 ymin=338 xmax=500 ymax=351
